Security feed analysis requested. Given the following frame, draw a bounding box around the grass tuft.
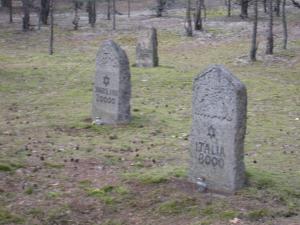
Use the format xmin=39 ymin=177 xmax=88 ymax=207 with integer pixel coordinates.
xmin=87 ymin=185 xmax=129 ymax=205
xmin=158 ymin=197 xmax=198 ymax=215
xmin=0 ymin=207 xmax=24 ymax=225
xmin=247 ymin=209 xmax=269 ymax=221
xmin=123 ymin=166 xmax=187 ymax=184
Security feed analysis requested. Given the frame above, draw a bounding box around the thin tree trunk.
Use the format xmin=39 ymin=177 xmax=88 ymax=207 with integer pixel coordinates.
xmin=107 ymin=0 xmax=111 ymax=20
xmin=282 ymin=0 xmax=287 ymax=49
xmin=112 ymin=0 xmax=116 ymax=30
xmin=240 ymin=0 xmax=248 ymax=19
xmin=73 ymin=1 xmax=79 ymax=30
xmin=156 ymin=0 xmax=163 ymax=17
xmin=22 ymin=0 xmax=30 ymax=31
xmin=1 ymin=0 xmax=9 ymax=7
xmin=201 ymin=0 xmax=206 ymax=20
xmin=250 ymin=0 xmax=258 ymax=61
xmin=227 ymin=0 xmax=231 ymax=17
xmin=266 ymin=0 xmax=274 ymax=54
xmin=88 ymin=0 xmax=96 ymax=27
xmin=263 ymin=0 xmax=267 ymax=12
xmin=49 ymin=0 xmax=54 ymax=55
xmin=185 ymin=0 xmax=193 ymax=36
xmin=9 ymin=0 xmax=12 ymax=23
xmin=41 ymin=0 xmax=50 ymax=25
xmin=87 ymin=1 xmax=91 ymax=23
xmin=128 ymin=0 xmax=130 ymax=17
xmin=275 ymin=0 xmax=281 ymax=16
xmin=92 ymin=0 xmax=96 ymax=27
xmin=195 ymin=0 xmax=202 ymax=31
xmin=37 ymin=5 xmax=41 ymax=30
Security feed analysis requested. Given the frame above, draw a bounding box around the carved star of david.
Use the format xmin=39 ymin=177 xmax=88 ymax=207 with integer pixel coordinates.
xmin=103 ymin=75 xmax=110 ymax=87
xmin=207 ymin=126 xmax=216 ymax=139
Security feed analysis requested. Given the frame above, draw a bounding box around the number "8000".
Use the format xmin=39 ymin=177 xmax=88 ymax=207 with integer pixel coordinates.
xmin=96 ymin=95 xmax=116 ymax=104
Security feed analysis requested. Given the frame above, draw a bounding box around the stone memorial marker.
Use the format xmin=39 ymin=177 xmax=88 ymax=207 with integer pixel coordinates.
xmin=92 ymin=40 xmax=131 ymax=125
xmin=136 ymin=27 xmax=159 ymax=67
xmin=189 ymin=65 xmax=247 ymax=193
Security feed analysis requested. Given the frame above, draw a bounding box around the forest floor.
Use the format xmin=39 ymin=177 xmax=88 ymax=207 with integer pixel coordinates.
xmin=0 ymin=3 xmax=300 ymax=225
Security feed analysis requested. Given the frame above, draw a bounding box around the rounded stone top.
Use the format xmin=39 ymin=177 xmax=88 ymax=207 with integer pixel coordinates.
xmin=96 ymin=40 xmax=129 ymax=67
xmin=194 ymin=65 xmax=246 ymax=92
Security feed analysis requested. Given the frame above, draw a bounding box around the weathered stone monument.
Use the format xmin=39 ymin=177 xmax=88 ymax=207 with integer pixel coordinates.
xmin=92 ymin=40 xmax=131 ymax=125
xmin=189 ymin=65 xmax=247 ymax=194
xmin=136 ymin=27 xmax=159 ymax=67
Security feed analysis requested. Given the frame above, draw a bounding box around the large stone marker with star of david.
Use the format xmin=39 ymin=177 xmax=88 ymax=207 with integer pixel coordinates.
xmin=189 ymin=65 xmax=247 ymax=194
xmin=92 ymin=40 xmax=131 ymax=124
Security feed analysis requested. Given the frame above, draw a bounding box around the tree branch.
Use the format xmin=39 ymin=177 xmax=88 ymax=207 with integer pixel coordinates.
xmin=292 ymin=0 xmax=300 ymax=8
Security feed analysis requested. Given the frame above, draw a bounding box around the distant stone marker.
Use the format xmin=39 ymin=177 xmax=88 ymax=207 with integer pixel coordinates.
xmin=92 ymin=40 xmax=131 ymax=125
xmin=136 ymin=27 xmax=159 ymax=67
xmin=189 ymin=65 xmax=247 ymax=194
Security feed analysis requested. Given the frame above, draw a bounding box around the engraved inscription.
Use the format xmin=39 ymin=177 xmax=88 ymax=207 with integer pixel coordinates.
xmin=194 ymin=125 xmax=225 ymax=169
xmin=195 ymin=141 xmax=225 ymax=168
xmin=95 ymin=86 xmax=119 ymax=105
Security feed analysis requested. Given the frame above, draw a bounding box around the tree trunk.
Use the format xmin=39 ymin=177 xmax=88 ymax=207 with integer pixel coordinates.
xmin=185 ymin=0 xmax=193 ymax=36
xmin=128 ymin=0 xmax=130 ymax=17
xmin=201 ymin=0 xmax=206 ymax=20
xmin=22 ymin=0 xmax=30 ymax=31
xmin=112 ymin=0 xmax=116 ymax=30
xmin=263 ymin=0 xmax=267 ymax=12
xmin=292 ymin=0 xmax=300 ymax=8
xmin=37 ymin=4 xmax=41 ymax=30
xmin=87 ymin=0 xmax=96 ymax=27
xmin=195 ymin=0 xmax=203 ymax=31
xmin=266 ymin=0 xmax=274 ymax=54
xmin=250 ymin=0 xmax=258 ymax=61
xmin=72 ymin=1 xmax=80 ymax=30
xmin=275 ymin=0 xmax=281 ymax=17
xmin=156 ymin=0 xmax=165 ymax=17
xmin=282 ymin=0 xmax=287 ymax=49
xmin=227 ymin=0 xmax=231 ymax=17
xmin=107 ymin=0 xmax=111 ymax=20
xmin=49 ymin=0 xmax=54 ymax=55
xmin=9 ymin=0 xmax=12 ymax=23
xmin=240 ymin=0 xmax=248 ymax=19
xmin=1 ymin=0 xmax=9 ymax=7
xmin=41 ymin=0 xmax=50 ymax=25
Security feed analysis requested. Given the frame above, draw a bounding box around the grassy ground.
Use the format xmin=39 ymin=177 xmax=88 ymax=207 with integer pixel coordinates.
xmin=0 ymin=5 xmax=300 ymax=225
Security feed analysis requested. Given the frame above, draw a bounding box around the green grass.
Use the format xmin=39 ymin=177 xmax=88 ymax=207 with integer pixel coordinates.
xmin=24 ymin=187 xmax=33 ymax=195
xmin=0 ymin=162 xmax=23 ymax=172
xmin=0 ymin=164 xmax=12 ymax=172
xmin=47 ymin=192 xmax=61 ymax=199
xmin=123 ymin=165 xmax=187 ymax=184
xmin=87 ymin=185 xmax=130 ymax=205
xmin=43 ymin=162 xmax=65 ymax=169
xmin=0 ymin=207 xmax=24 ymax=225
xmin=247 ymin=209 xmax=269 ymax=221
xmin=158 ymin=197 xmax=198 ymax=215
